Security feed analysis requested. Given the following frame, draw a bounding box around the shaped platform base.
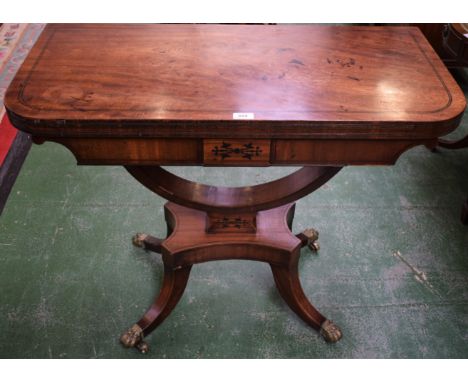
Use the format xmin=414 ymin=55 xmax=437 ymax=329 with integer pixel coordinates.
xmin=121 ymin=202 xmax=342 ymax=353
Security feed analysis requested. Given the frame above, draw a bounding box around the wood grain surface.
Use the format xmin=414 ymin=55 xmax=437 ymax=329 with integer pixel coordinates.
xmin=4 ymin=24 xmax=466 ymax=141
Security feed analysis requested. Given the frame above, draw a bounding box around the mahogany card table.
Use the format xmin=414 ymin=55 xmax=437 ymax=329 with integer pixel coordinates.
xmin=5 ymin=24 xmax=466 ymax=353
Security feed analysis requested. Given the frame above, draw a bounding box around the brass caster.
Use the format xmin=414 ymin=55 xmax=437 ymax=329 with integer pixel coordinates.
xmin=303 ymin=228 xmax=319 ymax=241
xmin=136 ymin=340 xmax=149 ymax=354
xmin=320 ymin=320 xmax=342 ymax=343
xmin=309 ymin=241 xmax=320 ymax=252
xmin=303 ymin=228 xmax=320 ymax=252
xmin=120 ymin=324 xmax=144 ymax=348
xmin=132 ymin=233 xmax=148 ymax=249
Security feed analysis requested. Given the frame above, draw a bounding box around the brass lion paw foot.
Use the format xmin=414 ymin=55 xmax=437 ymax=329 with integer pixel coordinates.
xmin=297 ymin=228 xmax=320 ymax=252
xmin=120 ymin=324 xmax=149 ymax=354
xmin=131 ymin=233 xmax=163 ymax=254
xmin=132 ymin=233 xmax=148 ymax=248
xmin=320 ymin=320 xmax=342 ymax=342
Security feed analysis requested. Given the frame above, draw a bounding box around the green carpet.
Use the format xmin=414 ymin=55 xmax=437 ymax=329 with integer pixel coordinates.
xmin=0 ymin=72 xmax=467 ymax=359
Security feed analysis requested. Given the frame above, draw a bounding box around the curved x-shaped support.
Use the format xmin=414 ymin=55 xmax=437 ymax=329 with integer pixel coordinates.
xmin=125 ymin=165 xmax=341 ymax=213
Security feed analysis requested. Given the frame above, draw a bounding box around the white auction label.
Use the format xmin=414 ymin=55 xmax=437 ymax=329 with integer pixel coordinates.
xmin=233 ymin=112 xmax=255 ymax=120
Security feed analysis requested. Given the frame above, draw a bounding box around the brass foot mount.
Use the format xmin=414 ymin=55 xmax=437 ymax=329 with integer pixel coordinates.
xmin=320 ymin=320 xmax=342 ymax=343
xmin=132 ymin=233 xmax=148 ymax=249
xmin=299 ymin=228 xmax=320 ymax=252
xmin=120 ymin=324 xmax=149 ymax=354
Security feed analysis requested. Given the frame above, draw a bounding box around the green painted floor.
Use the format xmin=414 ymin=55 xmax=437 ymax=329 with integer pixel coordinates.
xmin=1 ymin=76 xmax=468 ymax=359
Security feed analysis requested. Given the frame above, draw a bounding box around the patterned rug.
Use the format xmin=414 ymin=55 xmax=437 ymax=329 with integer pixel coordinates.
xmin=0 ymin=23 xmax=44 ymax=166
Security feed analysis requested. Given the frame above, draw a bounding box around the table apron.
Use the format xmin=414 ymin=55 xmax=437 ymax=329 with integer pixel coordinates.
xmin=35 ymin=137 xmax=436 ymax=166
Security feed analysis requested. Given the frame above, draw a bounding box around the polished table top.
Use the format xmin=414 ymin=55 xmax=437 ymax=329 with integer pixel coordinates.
xmin=4 ymin=24 xmax=466 ymax=166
